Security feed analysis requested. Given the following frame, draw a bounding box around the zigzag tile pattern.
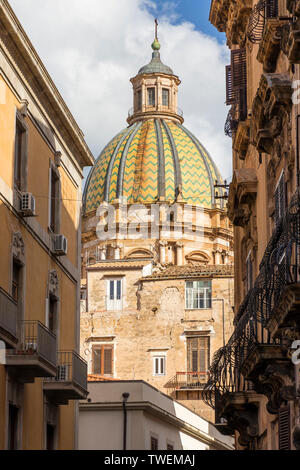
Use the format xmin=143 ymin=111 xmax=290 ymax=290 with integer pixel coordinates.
xmin=161 ymin=123 xmax=175 ymax=201
xmin=167 ymin=121 xmax=212 ymax=207
xmin=84 ymin=118 xmax=224 ymax=212
xmin=84 ymin=128 xmax=128 ymax=212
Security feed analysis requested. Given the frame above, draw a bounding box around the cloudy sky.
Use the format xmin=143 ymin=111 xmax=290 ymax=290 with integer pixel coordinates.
xmin=9 ymin=0 xmax=232 ymax=184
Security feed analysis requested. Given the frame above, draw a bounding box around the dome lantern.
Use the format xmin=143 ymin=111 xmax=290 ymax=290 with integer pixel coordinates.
xmin=127 ymin=19 xmax=183 ymax=126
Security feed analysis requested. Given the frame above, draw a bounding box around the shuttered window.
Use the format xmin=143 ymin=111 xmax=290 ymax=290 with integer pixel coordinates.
xmin=92 ymin=345 xmax=113 ymax=376
xmin=151 ymin=436 xmax=158 ymax=450
xmin=279 ymin=405 xmax=291 ymax=450
xmin=187 ymin=337 xmax=210 ymax=373
xmin=225 ymin=65 xmax=237 ymax=105
xmin=275 ymin=172 xmax=286 ymax=227
xmin=153 ymin=355 xmax=166 ymax=376
xmin=226 ymin=48 xmax=247 ymax=121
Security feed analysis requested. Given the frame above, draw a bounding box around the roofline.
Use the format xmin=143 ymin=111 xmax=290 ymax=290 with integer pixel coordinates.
xmin=0 ymin=0 xmax=94 ymax=167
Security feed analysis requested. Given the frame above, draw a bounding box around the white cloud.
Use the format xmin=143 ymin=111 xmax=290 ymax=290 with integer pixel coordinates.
xmin=9 ymin=0 xmax=232 ymax=181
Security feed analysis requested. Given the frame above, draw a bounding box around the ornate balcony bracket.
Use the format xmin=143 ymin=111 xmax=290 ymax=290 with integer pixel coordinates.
xmin=210 ymin=0 xmax=252 ymax=46
xmin=281 ymin=20 xmax=300 ymax=64
xmin=257 ymin=19 xmax=286 ymax=73
xmin=251 ymin=73 xmax=293 ymax=156
xmin=216 ymin=392 xmax=260 ymax=447
xmin=240 ymin=344 xmax=296 ymax=414
xmin=233 ymin=120 xmax=250 ymax=160
xmin=266 ymin=284 xmax=300 ymax=340
xmin=228 ymin=168 xmax=257 ymax=227
xmin=287 ymin=1 xmax=300 ymax=16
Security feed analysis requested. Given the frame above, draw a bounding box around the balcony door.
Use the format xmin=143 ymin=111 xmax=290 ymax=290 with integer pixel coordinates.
xmin=187 ymin=336 xmax=210 ymax=382
xmin=106 ymin=279 xmax=122 ymax=311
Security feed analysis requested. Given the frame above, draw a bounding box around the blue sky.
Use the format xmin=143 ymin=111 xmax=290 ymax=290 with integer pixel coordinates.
xmin=146 ymin=0 xmax=226 ymax=43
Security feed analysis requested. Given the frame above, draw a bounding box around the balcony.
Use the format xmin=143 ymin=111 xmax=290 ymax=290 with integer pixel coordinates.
xmin=6 ymin=321 xmax=57 ymax=383
xmin=44 ymin=351 xmax=88 ymax=404
xmin=166 ymin=371 xmax=208 ymax=391
xmin=0 ymin=287 xmax=18 ymax=349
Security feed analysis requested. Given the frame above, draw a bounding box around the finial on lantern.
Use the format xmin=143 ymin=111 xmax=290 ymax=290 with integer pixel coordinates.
xmin=152 ymin=18 xmax=161 ymax=51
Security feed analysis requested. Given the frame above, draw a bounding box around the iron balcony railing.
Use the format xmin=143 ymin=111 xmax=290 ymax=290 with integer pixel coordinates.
xmin=45 ymin=351 xmax=88 ymax=391
xmin=8 ymin=320 xmax=56 ymax=367
xmin=247 ymin=0 xmax=279 ymax=44
xmin=128 ymin=106 xmax=183 ymax=118
xmin=203 ymin=188 xmax=300 ymax=410
xmin=0 ymin=287 xmax=18 ymax=343
xmin=167 ymin=371 xmax=209 ymax=391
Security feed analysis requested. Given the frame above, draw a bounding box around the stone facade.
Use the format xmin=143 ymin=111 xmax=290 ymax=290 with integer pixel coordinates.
xmin=207 ymin=0 xmax=300 ymax=451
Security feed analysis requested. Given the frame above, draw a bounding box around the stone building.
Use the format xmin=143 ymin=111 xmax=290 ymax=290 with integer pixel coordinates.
xmin=204 ymin=0 xmax=300 ymax=451
xmin=0 ymin=0 xmax=93 ymax=449
xmin=81 ymin=29 xmax=234 ymax=422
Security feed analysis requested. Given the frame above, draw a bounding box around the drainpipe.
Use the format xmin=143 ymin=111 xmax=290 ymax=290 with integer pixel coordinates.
xmin=212 ymin=298 xmax=225 ymax=347
xmin=122 ymin=392 xmax=130 ymax=450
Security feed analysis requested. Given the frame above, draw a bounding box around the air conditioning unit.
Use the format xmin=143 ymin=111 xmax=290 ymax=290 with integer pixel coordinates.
xmin=52 ymin=234 xmax=68 ymax=256
xmin=57 ymin=364 xmax=69 ymax=381
xmin=20 ymin=192 xmax=35 ymax=216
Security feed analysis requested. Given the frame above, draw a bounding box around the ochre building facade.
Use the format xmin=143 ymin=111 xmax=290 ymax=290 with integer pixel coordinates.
xmin=80 ymin=33 xmax=234 ymax=421
xmin=205 ymin=0 xmax=300 ymax=451
xmin=0 ymin=1 xmax=93 ymax=449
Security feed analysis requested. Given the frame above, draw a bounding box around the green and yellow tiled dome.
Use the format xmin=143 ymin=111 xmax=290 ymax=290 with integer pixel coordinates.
xmin=83 ymin=119 xmax=224 ymax=213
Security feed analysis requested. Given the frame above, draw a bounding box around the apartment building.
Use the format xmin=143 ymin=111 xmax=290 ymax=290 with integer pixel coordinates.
xmin=0 ymin=0 xmax=94 ymax=449
xmin=204 ymin=0 xmax=300 ymax=450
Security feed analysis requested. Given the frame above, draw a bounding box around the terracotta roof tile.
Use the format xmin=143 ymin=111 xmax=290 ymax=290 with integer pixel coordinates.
xmin=86 ymin=260 xmax=149 ymax=270
xmin=88 ymin=374 xmax=119 ymax=382
xmin=142 ymin=264 xmax=233 ymax=280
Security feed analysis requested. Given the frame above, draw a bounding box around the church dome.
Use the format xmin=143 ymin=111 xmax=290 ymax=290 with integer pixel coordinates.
xmin=83 ymin=118 xmax=224 ymax=213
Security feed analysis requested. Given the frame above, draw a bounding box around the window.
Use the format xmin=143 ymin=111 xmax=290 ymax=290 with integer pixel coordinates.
xmin=245 ymin=251 xmax=253 ymax=293
xmin=147 ymin=88 xmax=155 ymax=107
xmin=162 ymin=88 xmax=169 ymax=107
xmin=137 ymin=90 xmax=142 ymax=110
xmin=167 ymin=443 xmax=174 ymax=450
xmin=92 ymin=345 xmax=113 ymax=376
xmin=275 ymin=171 xmax=286 ymax=227
xmin=153 ymin=355 xmax=166 ymax=376
xmin=14 ymin=117 xmax=27 ymax=192
xmin=12 ymin=260 xmax=21 ymax=302
xmin=187 ymin=336 xmax=210 ymax=375
xmin=106 ymin=279 xmax=122 ymax=311
xmin=151 ymin=436 xmax=158 ymax=450
xmin=49 ymin=166 xmax=60 ymax=233
xmin=185 ymin=280 xmax=212 ymax=309
xmin=8 ymin=404 xmax=19 ymax=450
xmin=48 ymin=295 xmax=58 ymax=333
xmin=278 ymin=405 xmax=291 ymax=450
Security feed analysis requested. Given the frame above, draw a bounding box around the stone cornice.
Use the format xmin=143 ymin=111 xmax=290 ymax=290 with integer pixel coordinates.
xmin=0 ymin=0 xmax=94 ymax=168
xmin=210 ymin=0 xmax=252 ymax=46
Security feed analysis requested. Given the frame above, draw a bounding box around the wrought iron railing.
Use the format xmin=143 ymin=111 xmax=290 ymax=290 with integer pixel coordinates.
xmin=166 ymin=371 xmax=209 ymax=391
xmin=247 ymin=0 xmax=278 ymax=44
xmin=0 ymin=287 xmax=17 ymax=340
xmin=203 ymin=188 xmax=300 ymax=411
xmin=45 ymin=351 xmax=88 ymax=391
xmin=225 ymin=105 xmax=239 ymax=138
xmin=8 ymin=321 xmax=56 ymax=367
xmin=128 ymin=106 xmax=183 ymax=118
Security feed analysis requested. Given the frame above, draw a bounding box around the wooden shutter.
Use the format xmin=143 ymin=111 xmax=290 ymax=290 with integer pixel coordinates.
xmin=93 ymin=347 xmax=102 ymax=374
xmin=225 ymin=65 xmax=237 ymax=105
xmin=187 ymin=337 xmax=210 ymax=372
xmin=279 ymin=405 xmax=291 ymax=450
xmin=103 ymin=347 xmax=113 ymax=375
xmin=231 ymin=49 xmax=247 ymax=121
